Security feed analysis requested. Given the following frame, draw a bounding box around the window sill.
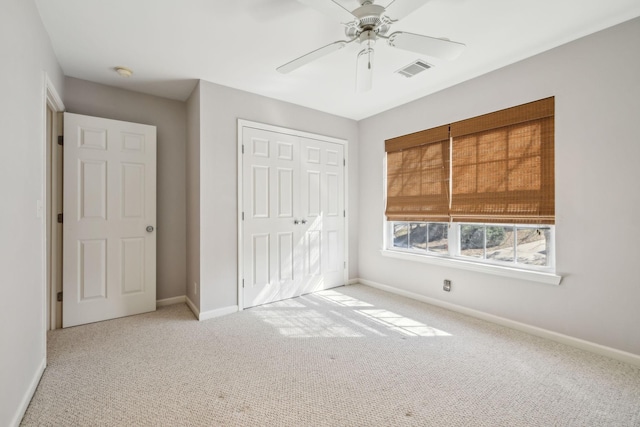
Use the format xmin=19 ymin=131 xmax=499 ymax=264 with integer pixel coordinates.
xmin=380 ymin=249 xmax=562 ymax=285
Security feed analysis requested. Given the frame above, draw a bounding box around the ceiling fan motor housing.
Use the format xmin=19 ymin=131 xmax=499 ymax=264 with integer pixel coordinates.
xmin=345 ymin=3 xmax=390 ymax=39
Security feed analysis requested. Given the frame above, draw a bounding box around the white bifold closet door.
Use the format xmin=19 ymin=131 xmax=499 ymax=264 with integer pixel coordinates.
xmin=63 ymin=113 xmax=157 ymax=327
xmin=242 ymin=126 xmax=345 ymax=308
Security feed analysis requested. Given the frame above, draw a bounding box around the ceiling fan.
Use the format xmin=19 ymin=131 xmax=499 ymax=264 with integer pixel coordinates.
xmin=276 ymin=0 xmax=466 ymax=92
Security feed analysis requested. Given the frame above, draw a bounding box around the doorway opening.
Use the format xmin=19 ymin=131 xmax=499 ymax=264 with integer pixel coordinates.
xmin=44 ymin=75 xmax=64 ymax=330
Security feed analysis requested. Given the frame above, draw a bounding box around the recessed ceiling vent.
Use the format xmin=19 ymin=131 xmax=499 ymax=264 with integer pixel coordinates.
xmin=396 ymin=60 xmax=432 ymax=78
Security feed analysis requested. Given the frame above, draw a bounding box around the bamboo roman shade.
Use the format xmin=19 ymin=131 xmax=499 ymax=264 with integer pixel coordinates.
xmin=385 ymin=125 xmax=450 ymax=221
xmin=385 ymin=97 xmax=555 ymax=224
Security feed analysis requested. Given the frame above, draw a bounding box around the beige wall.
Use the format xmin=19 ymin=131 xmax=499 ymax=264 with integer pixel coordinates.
xmin=358 ymin=17 xmax=640 ymax=356
xmin=193 ymin=81 xmax=359 ymax=313
xmin=0 ymin=1 xmax=65 ymax=425
xmin=64 ymin=77 xmax=188 ymax=300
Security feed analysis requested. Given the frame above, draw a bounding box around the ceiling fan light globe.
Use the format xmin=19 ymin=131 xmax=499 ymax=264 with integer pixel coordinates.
xmin=358 ymin=30 xmax=377 ymax=45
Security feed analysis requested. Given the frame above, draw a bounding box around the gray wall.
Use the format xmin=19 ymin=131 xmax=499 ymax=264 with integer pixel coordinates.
xmin=64 ymin=77 xmax=187 ymax=300
xmin=0 ymin=1 xmax=64 ymax=425
xmin=4 ymin=6 xmax=637 ymax=427
xmin=358 ymin=17 xmax=640 ymax=356
xmin=195 ymin=81 xmax=359 ymax=313
xmin=186 ymin=82 xmax=201 ymax=310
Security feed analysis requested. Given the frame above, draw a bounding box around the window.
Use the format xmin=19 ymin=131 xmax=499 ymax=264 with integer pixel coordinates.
xmin=384 ymin=98 xmax=555 ymax=273
xmin=389 ymin=221 xmax=553 ymax=271
xmin=392 ymin=222 xmax=449 ymax=254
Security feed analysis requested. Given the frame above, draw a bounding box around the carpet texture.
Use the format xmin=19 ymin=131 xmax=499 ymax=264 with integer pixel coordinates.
xmin=22 ymin=284 xmax=640 ymax=426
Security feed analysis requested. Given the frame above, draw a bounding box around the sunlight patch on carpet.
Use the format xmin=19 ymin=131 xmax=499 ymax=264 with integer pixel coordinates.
xmin=356 ymin=308 xmax=451 ymax=337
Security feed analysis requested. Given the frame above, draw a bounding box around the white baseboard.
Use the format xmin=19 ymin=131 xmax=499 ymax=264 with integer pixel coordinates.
xmin=156 ymin=295 xmax=186 ymax=307
xmin=185 ymin=296 xmax=200 ymax=319
xmin=355 ymin=278 xmax=640 ymax=367
xmin=199 ymin=305 xmax=238 ymax=321
xmin=11 ymin=357 xmax=46 ymax=427
xmin=346 ymin=278 xmax=359 ymax=285
xmin=185 ymin=296 xmax=237 ymax=321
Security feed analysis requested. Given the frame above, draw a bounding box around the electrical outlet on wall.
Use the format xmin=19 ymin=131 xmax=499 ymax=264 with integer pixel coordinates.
xmin=443 ymin=279 xmax=452 ymax=292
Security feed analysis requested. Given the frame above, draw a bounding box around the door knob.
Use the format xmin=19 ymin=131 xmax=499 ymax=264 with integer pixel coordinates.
xmin=146 ymin=226 xmax=154 ymax=232
xmin=293 ymin=220 xmax=299 ymax=225
xmin=301 ymin=219 xmax=307 ymax=224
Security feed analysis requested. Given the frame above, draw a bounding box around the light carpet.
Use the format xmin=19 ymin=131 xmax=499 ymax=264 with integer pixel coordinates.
xmin=22 ymin=284 xmax=640 ymax=426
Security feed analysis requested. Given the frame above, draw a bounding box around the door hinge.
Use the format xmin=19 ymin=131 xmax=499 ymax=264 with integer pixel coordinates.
xmin=343 ymin=158 xmax=346 ymax=166
xmin=57 ymin=135 xmax=63 ymax=146
xmin=344 ymin=261 xmax=346 ymax=269
xmin=242 ymin=145 xmax=244 ymax=154
xmin=242 ymin=279 xmax=245 ymax=288
xmin=57 ymin=213 xmax=63 ymax=223
xmin=343 ymin=210 xmax=346 ymax=218
xmin=242 ymin=212 xmax=244 ymax=220
xmin=57 ymin=291 xmax=63 ymax=302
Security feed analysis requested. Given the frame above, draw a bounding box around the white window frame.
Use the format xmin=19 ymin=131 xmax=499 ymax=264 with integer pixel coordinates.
xmin=386 ymin=221 xmax=555 ymax=268
xmin=381 ymin=158 xmax=561 ymax=285
xmin=382 ymin=221 xmax=560 ymax=285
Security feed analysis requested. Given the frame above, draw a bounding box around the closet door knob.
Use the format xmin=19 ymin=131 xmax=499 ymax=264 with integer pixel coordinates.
xmin=301 ymin=219 xmax=307 ymax=224
xmin=294 ymin=219 xmax=300 ymax=225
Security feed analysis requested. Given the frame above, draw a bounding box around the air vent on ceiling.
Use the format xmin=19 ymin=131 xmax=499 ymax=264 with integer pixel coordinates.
xmin=396 ymin=60 xmax=432 ymax=78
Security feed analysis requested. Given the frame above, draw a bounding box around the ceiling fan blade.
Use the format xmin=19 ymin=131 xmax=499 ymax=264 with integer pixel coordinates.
xmin=387 ymin=31 xmax=466 ymax=60
xmin=356 ymin=48 xmax=374 ymax=93
xmin=384 ymin=0 xmax=431 ymax=21
xmin=277 ymin=40 xmax=348 ymax=74
xmin=296 ymin=0 xmax=356 ymax=24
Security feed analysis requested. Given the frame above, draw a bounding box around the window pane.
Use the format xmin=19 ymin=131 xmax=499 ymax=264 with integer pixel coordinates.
xmin=486 ymin=226 xmax=514 ymax=262
xmin=393 ymin=223 xmax=409 ymax=248
xmin=427 ymin=223 xmax=448 ymax=254
xmin=460 ymin=224 xmax=484 ymax=258
xmin=517 ymin=227 xmax=549 ymax=266
xmin=409 ymin=223 xmax=427 ymax=251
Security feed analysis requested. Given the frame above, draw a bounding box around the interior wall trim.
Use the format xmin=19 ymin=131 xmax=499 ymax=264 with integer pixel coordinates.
xmin=12 ymin=358 xmax=46 ymax=427
xmin=186 ymin=296 xmax=237 ymax=321
xmin=185 ymin=296 xmax=199 ymax=319
xmin=198 ymin=305 xmax=238 ymax=321
xmin=156 ymin=295 xmax=186 ymax=307
xmin=355 ymin=278 xmax=640 ymax=367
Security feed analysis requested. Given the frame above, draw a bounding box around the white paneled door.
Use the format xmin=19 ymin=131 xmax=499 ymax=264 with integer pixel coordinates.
xmin=63 ymin=113 xmax=156 ymax=327
xmin=242 ymin=126 xmax=345 ymax=308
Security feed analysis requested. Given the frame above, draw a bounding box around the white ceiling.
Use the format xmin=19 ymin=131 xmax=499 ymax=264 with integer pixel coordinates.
xmin=36 ymin=0 xmax=640 ymax=121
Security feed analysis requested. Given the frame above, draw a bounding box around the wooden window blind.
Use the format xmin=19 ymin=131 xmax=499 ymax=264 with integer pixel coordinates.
xmin=385 ymin=97 xmax=554 ymax=224
xmin=385 ymin=125 xmax=450 ymax=222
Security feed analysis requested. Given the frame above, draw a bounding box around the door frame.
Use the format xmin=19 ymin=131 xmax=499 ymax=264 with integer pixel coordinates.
xmin=42 ymin=73 xmax=65 ymax=332
xmin=236 ymin=119 xmax=349 ymax=311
